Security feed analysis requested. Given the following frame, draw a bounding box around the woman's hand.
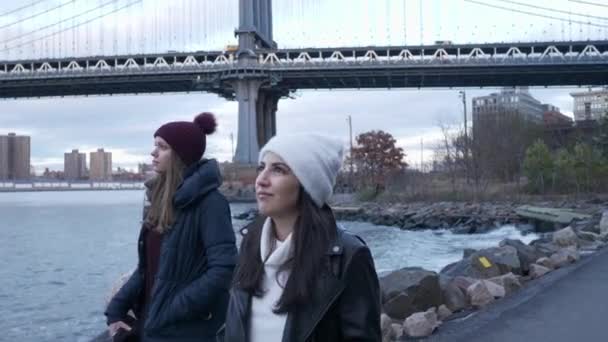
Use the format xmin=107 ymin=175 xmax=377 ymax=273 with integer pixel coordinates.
xmin=108 ymin=321 xmax=131 ymax=337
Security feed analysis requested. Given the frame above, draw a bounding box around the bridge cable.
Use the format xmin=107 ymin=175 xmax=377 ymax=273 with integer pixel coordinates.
xmin=0 ymin=0 xmax=49 ymax=18
xmin=0 ymin=1 xmax=77 ymax=31
xmin=1 ymin=0 xmax=141 ymax=53
xmin=0 ymin=0 xmax=131 ymax=46
xmin=493 ymin=0 xmax=608 ymax=21
xmin=463 ymin=0 xmax=608 ymax=28
xmin=568 ymin=0 xmax=608 ymax=8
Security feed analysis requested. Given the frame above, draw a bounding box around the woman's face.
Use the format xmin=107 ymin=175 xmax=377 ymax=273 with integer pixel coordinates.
xmin=151 ymin=136 xmax=172 ymax=173
xmin=255 ymin=152 xmax=300 ymax=218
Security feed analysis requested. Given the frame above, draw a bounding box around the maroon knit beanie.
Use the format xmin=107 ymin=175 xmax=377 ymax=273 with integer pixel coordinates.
xmin=154 ymin=112 xmax=217 ymax=166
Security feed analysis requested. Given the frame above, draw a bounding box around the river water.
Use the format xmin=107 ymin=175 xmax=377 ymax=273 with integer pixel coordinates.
xmin=0 ymin=191 xmax=537 ymax=341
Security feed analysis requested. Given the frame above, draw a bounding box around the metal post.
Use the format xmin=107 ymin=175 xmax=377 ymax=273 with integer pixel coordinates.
xmin=420 ymin=138 xmax=424 ymax=172
xmin=460 ymin=90 xmax=469 ymax=184
xmin=348 ymin=115 xmax=354 ymax=190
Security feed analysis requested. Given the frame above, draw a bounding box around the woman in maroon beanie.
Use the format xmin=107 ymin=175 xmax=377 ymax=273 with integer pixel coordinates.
xmin=105 ymin=113 xmax=237 ymax=342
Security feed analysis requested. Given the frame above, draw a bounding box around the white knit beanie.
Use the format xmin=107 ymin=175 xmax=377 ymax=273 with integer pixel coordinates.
xmin=259 ymin=134 xmax=344 ymax=207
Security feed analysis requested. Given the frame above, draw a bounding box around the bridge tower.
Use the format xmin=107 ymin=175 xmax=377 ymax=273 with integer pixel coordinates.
xmin=233 ymin=0 xmax=286 ymax=164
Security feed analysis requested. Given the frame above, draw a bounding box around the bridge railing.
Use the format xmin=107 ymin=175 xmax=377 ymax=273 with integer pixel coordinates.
xmin=1 ymin=43 xmax=607 ymax=79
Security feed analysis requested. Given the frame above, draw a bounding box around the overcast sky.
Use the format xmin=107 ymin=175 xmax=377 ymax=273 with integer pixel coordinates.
xmin=1 ymin=0 xmax=606 ymax=172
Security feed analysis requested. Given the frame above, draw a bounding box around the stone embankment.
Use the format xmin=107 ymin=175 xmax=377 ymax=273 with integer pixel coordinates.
xmin=378 ymin=209 xmax=608 ymax=341
xmin=332 ymin=200 xmax=602 ymax=233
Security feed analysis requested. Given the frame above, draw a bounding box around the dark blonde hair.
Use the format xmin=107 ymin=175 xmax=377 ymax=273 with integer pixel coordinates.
xmin=145 ymin=151 xmax=186 ymax=233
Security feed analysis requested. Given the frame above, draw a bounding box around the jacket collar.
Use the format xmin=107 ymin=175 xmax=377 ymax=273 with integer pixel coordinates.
xmin=173 ymin=159 xmax=222 ymax=209
xmin=260 ymin=217 xmax=294 ymax=266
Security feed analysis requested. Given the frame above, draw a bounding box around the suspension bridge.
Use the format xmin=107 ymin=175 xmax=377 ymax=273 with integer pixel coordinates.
xmin=1 ymin=0 xmax=607 ymax=163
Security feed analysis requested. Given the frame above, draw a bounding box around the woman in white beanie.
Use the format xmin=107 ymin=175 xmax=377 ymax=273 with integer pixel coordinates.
xmin=220 ymin=134 xmax=381 ymax=342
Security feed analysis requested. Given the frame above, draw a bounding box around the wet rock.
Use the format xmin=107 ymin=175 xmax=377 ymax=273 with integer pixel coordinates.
xmin=577 ymin=219 xmax=601 ymax=235
xmin=577 ymin=231 xmax=602 ymax=242
xmin=530 ymin=238 xmax=561 ymax=256
xmin=530 ymin=264 xmax=551 ymax=278
xmin=535 ymin=257 xmax=555 ymax=270
xmin=440 ymin=276 xmax=467 ymax=312
xmin=553 ymin=227 xmax=578 ymax=248
xmin=437 ymin=304 xmax=453 ymax=321
xmin=451 ymin=276 xmax=477 ymax=294
xmin=381 ymin=313 xmax=392 ymax=342
xmin=441 ymin=246 xmax=521 ymax=278
xmin=483 ymin=279 xmax=506 ymax=298
xmin=549 ymin=247 xmax=579 ymax=268
xmin=499 ymin=239 xmax=544 ymax=274
xmin=391 ymin=323 xmax=404 ymax=341
xmin=463 ymin=248 xmax=478 ymax=258
xmin=488 ymin=272 xmax=522 ymax=295
xmin=379 ymin=267 xmax=442 ymax=320
xmin=467 ymin=280 xmax=496 ymax=307
xmin=403 ymin=308 xmax=441 ymax=338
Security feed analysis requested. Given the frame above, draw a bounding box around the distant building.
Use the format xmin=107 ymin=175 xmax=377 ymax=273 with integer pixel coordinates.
xmin=472 ymin=87 xmax=545 ymax=125
xmin=90 ymin=148 xmax=112 ymax=181
xmin=64 ymin=149 xmax=87 ymax=180
xmin=542 ymin=104 xmax=573 ymax=126
xmin=0 ymin=133 xmax=31 ymax=180
xmin=0 ymin=135 xmax=8 ymax=179
xmin=571 ymin=88 xmax=608 ymax=121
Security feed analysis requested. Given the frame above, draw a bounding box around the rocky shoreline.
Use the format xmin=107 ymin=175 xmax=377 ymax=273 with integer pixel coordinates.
xmin=332 ymin=199 xmax=603 ymax=234
xmin=377 ymin=207 xmax=608 ymax=341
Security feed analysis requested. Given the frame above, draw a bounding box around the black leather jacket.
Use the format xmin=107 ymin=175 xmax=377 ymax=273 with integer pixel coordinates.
xmin=221 ymin=224 xmax=381 ymax=342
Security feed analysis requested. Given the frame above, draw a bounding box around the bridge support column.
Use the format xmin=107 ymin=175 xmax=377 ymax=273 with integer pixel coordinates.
xmin=234 ymin=81 xmax=281 ymax=164
xmin=256 ymin=89 xmax=280 ymax=148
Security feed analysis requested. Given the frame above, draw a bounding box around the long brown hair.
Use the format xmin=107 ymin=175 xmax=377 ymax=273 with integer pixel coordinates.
xmin=233 ymin=188 xmax=338 ymax=313
xmin=145 ymin=151 xmax=186 ymax=233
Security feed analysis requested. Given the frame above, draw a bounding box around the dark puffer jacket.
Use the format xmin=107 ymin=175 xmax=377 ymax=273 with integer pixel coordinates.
xmin=105 ymin=159 xmax=238 ymax=342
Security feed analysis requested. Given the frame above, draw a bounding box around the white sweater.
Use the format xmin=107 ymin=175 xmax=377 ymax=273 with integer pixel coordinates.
xmin=250 ymin=218 xmax=293 ymax=342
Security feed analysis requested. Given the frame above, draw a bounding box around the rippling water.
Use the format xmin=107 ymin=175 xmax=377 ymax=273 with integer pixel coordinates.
xmin=0 ymin=191 xmax=537 ymax=341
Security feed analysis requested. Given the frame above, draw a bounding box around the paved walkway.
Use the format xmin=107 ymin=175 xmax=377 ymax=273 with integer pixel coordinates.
xmin=428 ymin=247 xmax=608 ymax=342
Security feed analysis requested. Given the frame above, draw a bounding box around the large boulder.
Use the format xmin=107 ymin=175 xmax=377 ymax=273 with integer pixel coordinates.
xmin=535 ymin=257 xmax=555 ymax=270
xmin=530 ymin=264 xmax=551 ymax=278
xmin=499 ymin=239 xmax=545 ymax=274
xmin=380 ymin=267 xmax=442 ymax=320
xmin=403 ymin=308 xmax=441 ymax=338
xmin=553 ymin=227 xmax=578 ymax=248
xmin=381 ymin=314 xmax=393 ymax=342
xmin=577 ymin=231 xmax=602 ymax=242
xmin=437 ymin=304 xmax=453 ymax=321
xmin=467 ymin=281 xmax=496 ymax=307
xmin=439 ymin=276 xmax=467 ymax=312
xmin=550 ymin=247 xmax=580 ymax=268
xmin=530 ymin=237 xmax=561 ymax=256
xmin=390 ymin=324 xmax=404 ymax=341
xmin=441 ymin=246 xmax=521 ymax=278
xmin=488 ymin=272 xmax=522 ymax=295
